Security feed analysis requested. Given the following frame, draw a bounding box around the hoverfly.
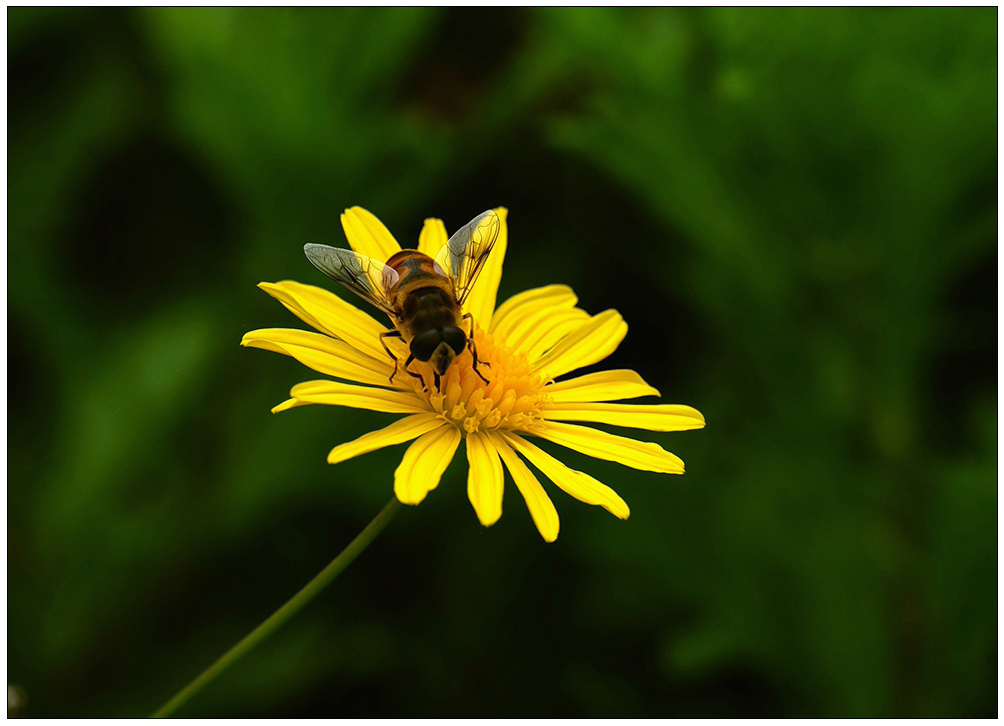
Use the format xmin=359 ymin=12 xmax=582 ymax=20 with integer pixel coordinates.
xmin=304 ymin=209 xmax=500 ymax=391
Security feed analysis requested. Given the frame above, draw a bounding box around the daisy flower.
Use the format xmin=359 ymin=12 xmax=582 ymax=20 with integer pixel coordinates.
xmin=242 ymin=206 xmax=704 ymax=541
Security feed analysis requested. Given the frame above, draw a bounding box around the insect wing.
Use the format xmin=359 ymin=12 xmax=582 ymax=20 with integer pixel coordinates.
xmin=435 ymin=209 xmax=500 ymax=307
xmin=303 ymin=243 xmax=400 ymax=315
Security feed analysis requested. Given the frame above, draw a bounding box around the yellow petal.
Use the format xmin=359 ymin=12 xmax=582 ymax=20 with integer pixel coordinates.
xmin=242 ymin=328 xmax=398 ymax=387
xmin=288 ymin=380 xmax=426 ymax=414
xmin=546 ymin=369 xmax=660 ymax=402
xmin=465 ymin=431 xmax=504 ymax=526
xmin=531 ymin=309 xmax=627 ymax=379
xmin=495 ymin=287 xmax=590 ymax=357
xmin=394 ymin=426 xmax=461 ymax=504
xmin=490 ymin=284 xmax=577 ymax=339
xmin=517 ymin=307 xmax=592 ymax=360
xmin=504 ymin=433 xmax=629 ymax=519
xmin=258 ymin=281 xmax=389 ymax=360
xmin=417 ymin=217 xmax=448 ymax=257
xmin=491 ymin=434 xmax=559 ymax=542
xmin=537 ymin=421 xmax=684 ymax=474
xmin=545 ymin=403 xmax=705 ymax=432
xmin=463 ymin=207 xmax=508 ymax=330
xmin=340 ymin=206 xmax=401 ymax=261
xmin=327 ymin=413 xmax=445 ymax=464
xmin=271 ymin=398 xmax=304 ymax=414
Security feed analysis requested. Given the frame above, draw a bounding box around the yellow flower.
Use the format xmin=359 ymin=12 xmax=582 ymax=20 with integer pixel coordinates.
xmin=242 ymin=206 xmax=705 ymax=541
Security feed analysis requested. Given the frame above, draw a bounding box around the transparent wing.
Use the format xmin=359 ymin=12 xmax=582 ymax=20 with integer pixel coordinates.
xmin=303 ymin=243 xmax=400 ymax=315
xmin=435 ymin=209 xmax=500 ymax=307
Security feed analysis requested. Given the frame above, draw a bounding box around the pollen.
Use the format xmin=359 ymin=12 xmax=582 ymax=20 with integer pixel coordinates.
xmin=411 ymin=327 xmax=550 ymax=435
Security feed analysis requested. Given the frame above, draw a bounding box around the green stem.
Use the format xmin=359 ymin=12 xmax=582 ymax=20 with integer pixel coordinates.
xmin=151 ymin=497 xmax=402 ymax=718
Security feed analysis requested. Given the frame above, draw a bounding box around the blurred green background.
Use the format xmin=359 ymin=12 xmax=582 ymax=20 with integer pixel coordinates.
xmin=8 ymin=7 xmax=996 ymax=718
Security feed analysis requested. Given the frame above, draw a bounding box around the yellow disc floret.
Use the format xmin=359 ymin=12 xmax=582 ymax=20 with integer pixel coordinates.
xmin=410 ymin=327 xmax=550 ymax=435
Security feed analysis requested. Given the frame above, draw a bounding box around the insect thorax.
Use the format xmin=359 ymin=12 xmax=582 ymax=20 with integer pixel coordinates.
xmin=399 ymin=286 xmax=461 ymax=339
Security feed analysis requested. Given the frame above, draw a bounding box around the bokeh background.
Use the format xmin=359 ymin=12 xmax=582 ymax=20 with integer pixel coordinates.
xmin=8 ymin=7 xmax=997 ymax=718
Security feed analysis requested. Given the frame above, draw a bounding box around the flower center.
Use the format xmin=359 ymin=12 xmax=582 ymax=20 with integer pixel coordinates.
xmin=409 ymin=328 xmax=549 ymax=435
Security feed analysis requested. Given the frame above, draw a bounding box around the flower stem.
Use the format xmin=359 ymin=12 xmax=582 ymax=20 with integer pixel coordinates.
xmin=151 ymin=496 xmax=403 ymax=718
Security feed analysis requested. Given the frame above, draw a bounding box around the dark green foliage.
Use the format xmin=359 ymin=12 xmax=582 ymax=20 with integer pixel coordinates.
xmin=8 ymin=7 xmax=995 ymax=717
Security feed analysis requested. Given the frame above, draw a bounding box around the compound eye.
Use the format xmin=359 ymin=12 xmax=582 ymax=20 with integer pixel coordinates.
xmin=440 ymin=326 xmax=466 ymax=356
xmin=410 ymin=329 xmax=441 ymax=362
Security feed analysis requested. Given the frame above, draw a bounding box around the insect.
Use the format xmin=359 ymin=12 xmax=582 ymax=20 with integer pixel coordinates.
xmin=304 ymin=209 xmax=500 ymax=391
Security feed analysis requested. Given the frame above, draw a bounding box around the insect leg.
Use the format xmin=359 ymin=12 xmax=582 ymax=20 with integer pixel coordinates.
xmin=403 ymin=353 xmax=427 ymax=391
xmin=469 ymin=342 xmax=490 ymax=385
xmin=461 ymin=313 xmax=491 ymax=383
xmin=461 ymin=312 xmax=477 ymax=339
xmin=379 ymin=330 xmax=403 ymax=383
